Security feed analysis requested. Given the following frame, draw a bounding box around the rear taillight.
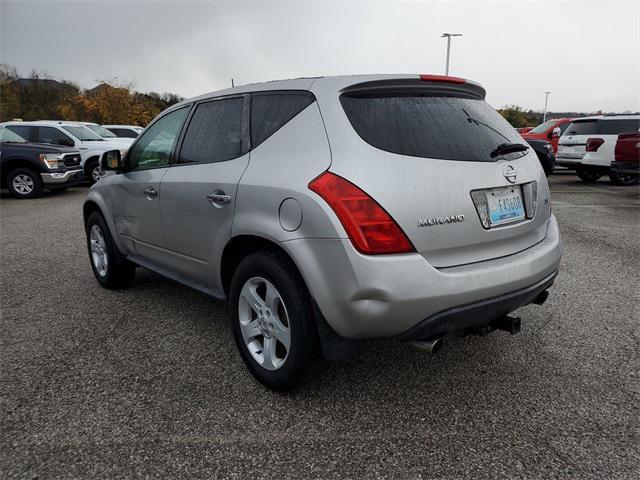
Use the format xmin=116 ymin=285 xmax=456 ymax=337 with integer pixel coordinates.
xmin=585 ymin=137 xmax=605 ymax=152
xmin=419 ymin=74 xmax=466 ymax=84
xmin=308 ymin=172 xmax=415 ymax=255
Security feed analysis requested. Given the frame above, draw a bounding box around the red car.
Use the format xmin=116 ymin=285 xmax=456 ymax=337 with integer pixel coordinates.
xmin=522 ymin=118 xmax=573 ymax=153
xmin=610 ymin=132 xmax=640 ymax=178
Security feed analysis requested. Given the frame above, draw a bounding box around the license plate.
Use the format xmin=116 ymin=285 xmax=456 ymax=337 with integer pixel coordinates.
xmin=486 ymin=186 xmax=525 ymax=226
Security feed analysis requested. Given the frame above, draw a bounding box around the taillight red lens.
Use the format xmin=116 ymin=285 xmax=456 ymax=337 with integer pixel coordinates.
xmin=419 ymin=74 xmax=466 ymax=84
xmin=586 ymin=137 xmax=605 ymax=152
xmin=309 ymin=172 xmax=415 ymax=255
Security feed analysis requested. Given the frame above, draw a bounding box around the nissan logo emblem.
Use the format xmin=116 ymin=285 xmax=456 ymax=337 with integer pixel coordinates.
xmin=503 ymin=164 xmax=517 ymax=183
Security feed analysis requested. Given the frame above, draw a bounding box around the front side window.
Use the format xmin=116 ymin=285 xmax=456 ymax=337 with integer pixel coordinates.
xmin=36 ymin=127 xmax=74 ymax=146
xmin=251 ymin=92 xmax=315 ymax=147
xmin=179 ymin=98 xmax=244 ymax=164
xmin=341 ymin=92 xmax=522 ymax=161
xmin=127 ymin=107 xmax=189 ymax=171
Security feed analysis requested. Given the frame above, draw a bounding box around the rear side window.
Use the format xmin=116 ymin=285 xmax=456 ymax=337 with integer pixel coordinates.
xmin=251 ymin=92 xmax=315 ymax=147
xmin=341 ymin=93 xmax=521 ymax=161
xmin=179 ymin=97 xmax=245 ymax=164
xmin=109 ymin=128 xmax=138 ymax=138
xmin=597 ymin=119 xmax=640 ymax=135
xmin=565 ymin=120 xmax=598 ymax=136
xmin=5 ymin=125 xmax=32 ymax=141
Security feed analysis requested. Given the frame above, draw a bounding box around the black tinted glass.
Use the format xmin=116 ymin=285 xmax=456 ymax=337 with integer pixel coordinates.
xmin=109 ymin=128 xmax=138 ymax=138
xmin=6 ymin=125 xmax=31 ymax=141
xmin=251 ymin=93 xmax=314 ymax=147
xmin=565 ymin=121 xmax=598 ymax=135
xmin=598 ymin=119 xmax=640 ymax=135
xmin=340 ymin=93 xmax=521 ymax=161
xmin=179 ymin=98 xmax=244 ymax=164
xmin=36 ymin=127 xmax=73 ymax=146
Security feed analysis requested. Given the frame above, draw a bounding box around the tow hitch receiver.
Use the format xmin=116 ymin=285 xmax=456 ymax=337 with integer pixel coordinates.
xmin=490 ymin=314 xmax=522 ymax=335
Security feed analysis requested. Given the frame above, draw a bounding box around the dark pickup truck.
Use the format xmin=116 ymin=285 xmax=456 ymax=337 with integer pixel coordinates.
xmin=0 ymin=126 xmax=84 ymax=198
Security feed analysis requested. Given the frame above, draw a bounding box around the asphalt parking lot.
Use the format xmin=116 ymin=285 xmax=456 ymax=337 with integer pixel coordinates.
xmin=1 ymin=173 xmax=638 ymax=479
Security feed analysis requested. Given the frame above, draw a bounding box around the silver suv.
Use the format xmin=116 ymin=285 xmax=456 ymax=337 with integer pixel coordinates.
xmin=84 ymin=74 xmax=563 ymax=391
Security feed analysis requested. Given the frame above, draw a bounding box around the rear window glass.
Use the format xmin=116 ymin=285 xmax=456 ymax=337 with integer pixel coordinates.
xmin=340 ymin=93 xmax=522 ymax=161
xmin=251 ymin=92 xmax=314 ymax=147
xmin=597 ymin=119 xmax=639 ymax=135
xmin=565 ymin=120 xmax=598 ymax=136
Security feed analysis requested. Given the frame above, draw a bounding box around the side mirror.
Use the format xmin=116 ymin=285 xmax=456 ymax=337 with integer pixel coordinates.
xmin=550 ymin=127 xmax=561 ymax=138
xmin=101 ymin=149 xmax=123 ymax=171
xmin=59 ymin=138 xmax=75 ymax=147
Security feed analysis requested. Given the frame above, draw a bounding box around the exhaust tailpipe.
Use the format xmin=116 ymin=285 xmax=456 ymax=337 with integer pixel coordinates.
xmin=407 ymin=338 xmax=443 ymax=355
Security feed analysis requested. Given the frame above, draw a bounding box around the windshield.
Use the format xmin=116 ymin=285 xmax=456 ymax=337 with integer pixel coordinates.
xmin=340 ymin=93 xmax=523 ymax=161
xmin=61 ymin=125 xmax=103 ymax=141
xmin=86 ymin=124 xmax=117 ymax=138
xmin=0 ymin=126 xmax=28 ymax=143
xmin=529 ymin=120 xmax=557 ymax=134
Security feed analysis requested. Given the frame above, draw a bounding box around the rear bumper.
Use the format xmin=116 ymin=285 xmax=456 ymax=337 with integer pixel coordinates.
xmin=611 ymin=161 xmax=639 ymax=175
xmin=395 ymin=271 xmax=556 ymax=341
xmin=41 ymin=169 xmax=84 ymax=187
xmin=282 ymin=215 xmax=563 ymax=339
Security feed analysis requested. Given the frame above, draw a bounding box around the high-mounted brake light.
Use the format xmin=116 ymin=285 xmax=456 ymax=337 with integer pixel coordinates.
xmin=309 ymin=172 xmax=415 ymax=255
xmin=586 ymin=137 xmax=605 ymax=152
xmin=419 ymin=74 xmax=466 ymax=84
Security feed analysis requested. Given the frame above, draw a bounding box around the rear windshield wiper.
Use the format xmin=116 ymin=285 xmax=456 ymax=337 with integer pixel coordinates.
xmin=490 ymin=142 xmax=530 ymax=158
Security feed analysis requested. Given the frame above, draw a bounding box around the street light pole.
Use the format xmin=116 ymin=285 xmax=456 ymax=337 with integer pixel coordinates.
xmin=441 ymin=33 xmax=463 ymax=75
xmin=543 ymin=91 xmax=551 ymax=123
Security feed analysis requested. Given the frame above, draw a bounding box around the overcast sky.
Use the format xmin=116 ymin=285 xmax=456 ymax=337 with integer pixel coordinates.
xmin=1 ymin=0 xmax=638 ymax=112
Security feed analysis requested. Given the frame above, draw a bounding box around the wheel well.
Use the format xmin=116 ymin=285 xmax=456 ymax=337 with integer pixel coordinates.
xmin=83 ymin=201 xmax=103 ymax=227
xmin=1 ymin=158 xmax=43 ymax=186
xmin=84 ymin=155 xmax=100 ymax=174
xmin=220 ymin=235 xmax=296 ymax=298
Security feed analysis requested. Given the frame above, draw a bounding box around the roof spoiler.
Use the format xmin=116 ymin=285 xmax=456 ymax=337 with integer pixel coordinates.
xmin=340 ymin=75 xmax=486 ymax=100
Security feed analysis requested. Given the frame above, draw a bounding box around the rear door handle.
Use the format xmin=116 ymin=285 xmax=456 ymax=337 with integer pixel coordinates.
xmin=143 ymin=186 xmax=158 ymax=197
xmin=207 ymin=191 xmax=232 ymax=206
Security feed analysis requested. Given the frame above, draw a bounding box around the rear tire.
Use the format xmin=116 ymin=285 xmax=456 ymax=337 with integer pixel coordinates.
xmin=7 ymin=168 xmax=43 ymax=199
xmin=576 ymin=167 xmax=603 ymax=183
xmin=85 ymin=211 xmax=136 ymax=289
xmin=609 ymin=170 xmax=639 ymax=186
xmin=229 ymin=250 xmax=319 ymax=392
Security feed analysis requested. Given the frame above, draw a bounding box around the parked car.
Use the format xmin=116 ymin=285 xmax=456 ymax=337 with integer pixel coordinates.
xmin=556 ymin=115 xmax=640 ymax=185
xmin=1 ymin=121 xmax=126 ymax=184
xmin=0 ymin=125 xmax=83 ymax=198
xmin=526 ymin=138 xmax=555 ymax=176
xmin=73 ymin=122 xmax=135 ymax=147
xmin=610 ymin=132 xmax=640 ymax=177
xmin=84 ymin=74 xmax=563 ymax=391
xmin=102 ymin=125 xmax=143 ymax=138
xmin=522 ymin=118 xmax=573 ymax=152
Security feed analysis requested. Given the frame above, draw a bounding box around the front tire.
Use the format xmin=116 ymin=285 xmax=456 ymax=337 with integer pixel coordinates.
xmin=576 ymin=167 xmax=603 ymax=183
xmin=609 ymin=170 xmax=639 ymax=186
xmin=229 ymin=251 xmax=319 ymax=392
xmin=7 ymin=168 xmax=44 ymax=199
xmin=85 ymin=211 xmax=136 ymax=289
xmin=85 ymin=158 xmax=104 ymax=185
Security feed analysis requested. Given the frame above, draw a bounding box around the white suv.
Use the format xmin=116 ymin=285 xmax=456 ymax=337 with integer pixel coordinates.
xmin=1 ymin=121 xmax=126 ymax=184
xmin=556 ymin=115 xmax=640 ymax=185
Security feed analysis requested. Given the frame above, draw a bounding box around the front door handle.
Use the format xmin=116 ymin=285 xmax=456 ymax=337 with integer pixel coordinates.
xmin=143 ymin=186 xmax=158 ymax=198
xmin=207 ymin=191 xmax=232 ymax=206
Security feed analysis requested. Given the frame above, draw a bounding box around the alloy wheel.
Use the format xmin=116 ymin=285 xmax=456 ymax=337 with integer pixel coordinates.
xmin=238 ymin=276 xmax=291 ymax=371
xmin=12 ymin=174 xmax=34 ymax=195
xmin=89 ymin=225 xmax=109 ymax=277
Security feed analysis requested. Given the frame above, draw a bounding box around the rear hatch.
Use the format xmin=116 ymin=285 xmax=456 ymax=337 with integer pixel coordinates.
xmin=557 ymin=118 xmax=599 ymax=160
xmin=317 ymin=76 xmax=550 ymax=268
